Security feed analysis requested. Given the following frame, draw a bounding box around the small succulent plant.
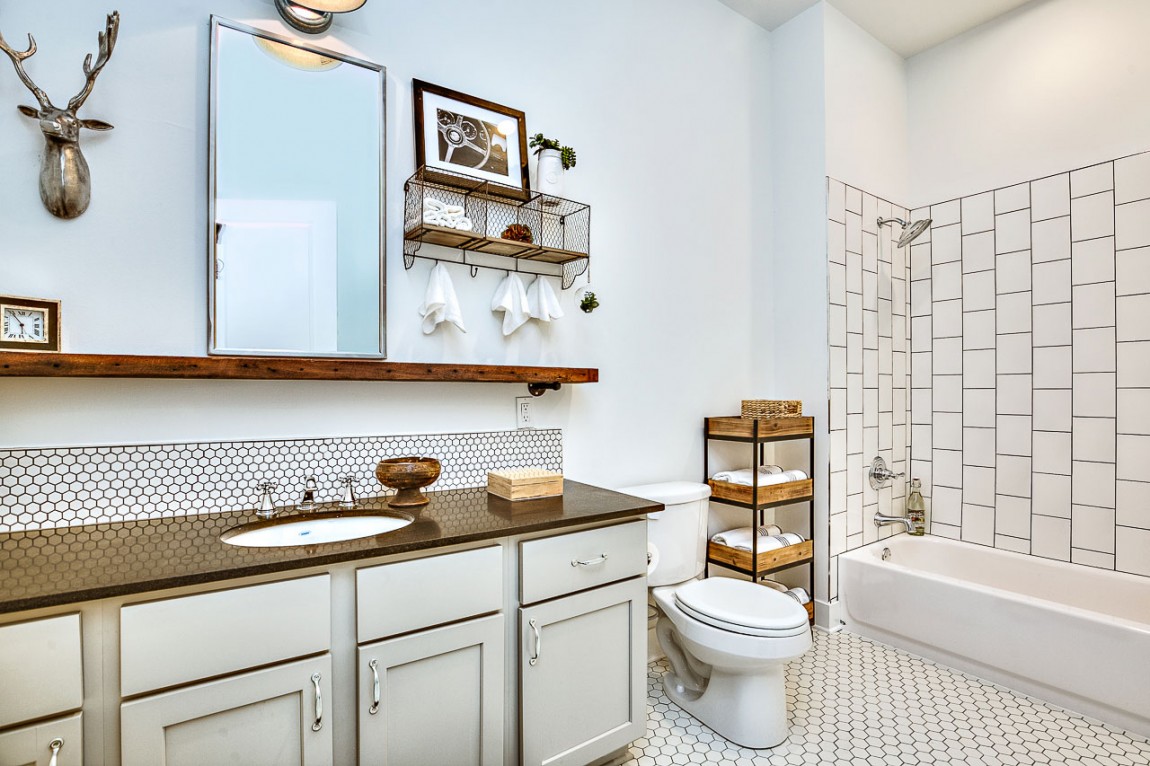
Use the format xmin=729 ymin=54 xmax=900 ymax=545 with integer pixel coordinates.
xmin=579 ymin=291 xmax=599 ymax=313
xmin=529 ymin=133 xmax=577 ymax=170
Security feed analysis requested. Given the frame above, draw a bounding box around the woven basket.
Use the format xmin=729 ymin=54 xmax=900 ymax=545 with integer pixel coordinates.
xmin=741 ymin=399 xmax=803 ymax=419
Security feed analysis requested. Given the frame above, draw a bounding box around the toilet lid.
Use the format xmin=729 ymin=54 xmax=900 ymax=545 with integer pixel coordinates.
xmin=674 ymin=578 xmax=809 ymax=635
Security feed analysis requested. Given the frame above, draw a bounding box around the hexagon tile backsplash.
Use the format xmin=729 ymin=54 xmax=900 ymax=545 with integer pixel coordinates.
xmin=0 ymin=429 xmax=562 ymax=532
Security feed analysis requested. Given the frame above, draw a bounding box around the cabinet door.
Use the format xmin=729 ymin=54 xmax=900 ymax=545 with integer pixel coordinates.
xmin=520 ymin=577 xmax=646 ymax=766
xmin=121 ymin=654 xmax=332 ymax=766
xmin=0 ymin=713 xmax=81 ymax=766
xmin=358 ymin=614 xmax=504 ymax=766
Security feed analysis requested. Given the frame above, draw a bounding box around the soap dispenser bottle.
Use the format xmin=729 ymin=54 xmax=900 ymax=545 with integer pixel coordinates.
xmin=906 ymin=478 xmax=926 ymax=536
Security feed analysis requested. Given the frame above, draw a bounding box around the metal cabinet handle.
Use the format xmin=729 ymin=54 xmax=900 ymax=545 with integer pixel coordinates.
xmin=310 ymin=672 xmax=323 ymax=731
xmin=368 ymin=659 xmax=380 ymax=715
xmin=571 ymin=553 xmax=608 ymax=567
xmin=529 ymin=618 xmax=541 ymax=666
xmin=47 ymin=738 xmax=63 ymax=766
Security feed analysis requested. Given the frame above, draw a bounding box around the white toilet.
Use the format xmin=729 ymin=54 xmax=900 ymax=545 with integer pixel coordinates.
xmin=619 ymin=481 xmax=811 ymax=749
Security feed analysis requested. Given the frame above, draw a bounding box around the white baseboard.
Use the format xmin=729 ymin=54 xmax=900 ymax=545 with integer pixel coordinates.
xmin=813 ymin=598 xmax=843 ymax=632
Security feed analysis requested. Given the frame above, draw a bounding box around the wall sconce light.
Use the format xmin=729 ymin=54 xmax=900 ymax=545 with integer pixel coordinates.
xmin=274 ymin=0 xmax=366 ymax=34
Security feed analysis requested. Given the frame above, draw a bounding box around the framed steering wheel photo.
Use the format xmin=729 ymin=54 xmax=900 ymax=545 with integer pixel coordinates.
xmin=413 ymin=79 xmax=529 ymax=194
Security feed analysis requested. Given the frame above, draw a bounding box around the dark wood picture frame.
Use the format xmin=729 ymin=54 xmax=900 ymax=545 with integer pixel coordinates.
xmin=0 ymin=295 xmax=61 ymax=353
xmin=412 ymin=79 xmax=530 ymax=194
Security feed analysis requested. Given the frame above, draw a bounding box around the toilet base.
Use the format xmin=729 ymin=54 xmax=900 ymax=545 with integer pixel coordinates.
xmin=661 ymin=663 xmax=789 ymax=749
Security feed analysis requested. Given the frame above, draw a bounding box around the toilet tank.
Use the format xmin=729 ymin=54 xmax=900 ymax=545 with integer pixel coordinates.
xmin=616 ymin=482 xmax=710 ymax=587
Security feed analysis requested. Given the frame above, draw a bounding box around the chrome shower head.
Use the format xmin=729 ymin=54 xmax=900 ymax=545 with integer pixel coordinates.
xmin=877 ymin=217 xmax=932 ymax=248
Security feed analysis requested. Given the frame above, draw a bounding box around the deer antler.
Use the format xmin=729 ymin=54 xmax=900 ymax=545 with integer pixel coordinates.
xmin=67 ymin=11 xmax=119 ymax=113
xmin=0 ymin=27 xmax=50 ymax=110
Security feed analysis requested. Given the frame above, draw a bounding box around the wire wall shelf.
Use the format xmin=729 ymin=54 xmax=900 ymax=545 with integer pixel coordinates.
xmin=403 ymin=166 xmax=590 ymax=289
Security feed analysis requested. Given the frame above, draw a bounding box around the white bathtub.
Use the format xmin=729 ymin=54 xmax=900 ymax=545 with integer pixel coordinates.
xmin=840 ymin=535 xmax=1150 ymax=738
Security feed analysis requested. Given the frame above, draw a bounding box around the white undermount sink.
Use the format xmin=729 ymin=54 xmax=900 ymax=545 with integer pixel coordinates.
xmin=221 ymin=511 xmax=413 ymax=548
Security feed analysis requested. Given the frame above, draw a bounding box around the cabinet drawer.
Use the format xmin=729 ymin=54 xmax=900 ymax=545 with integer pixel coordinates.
xmin=121 ymin=575 xmax=330 ymax=696
xmin=0 ymin=614 xmax=83 ymax=728
xmin=357 ymin=546 xmax=502 ymax=643
xmin=0 ymin=712 xmax=82 ymax=766
xmin=520 ymin=521 xmax=647 ymax=605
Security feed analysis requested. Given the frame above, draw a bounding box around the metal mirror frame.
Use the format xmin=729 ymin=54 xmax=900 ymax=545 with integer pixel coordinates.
xmin=207 ymin=16 xmax=387 ymax=359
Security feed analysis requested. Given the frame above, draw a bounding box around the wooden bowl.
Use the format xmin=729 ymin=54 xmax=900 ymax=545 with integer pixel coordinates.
xmin=375 ymin=457 xmax=442 ymax=508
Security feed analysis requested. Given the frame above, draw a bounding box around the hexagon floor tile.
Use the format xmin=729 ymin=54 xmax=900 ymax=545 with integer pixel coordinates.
xmin=621 ymin=630 xmax=1150 ymax=765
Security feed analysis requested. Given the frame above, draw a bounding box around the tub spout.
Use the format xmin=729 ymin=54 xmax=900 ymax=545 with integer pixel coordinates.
xmin=874 ymin=513 xmax=915 ymax=533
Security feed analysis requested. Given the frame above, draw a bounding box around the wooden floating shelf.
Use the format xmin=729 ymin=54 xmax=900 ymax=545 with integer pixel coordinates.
xmin=0 ymin=352 xmax=599 ymax=385
xmin=705 ymin=416 xmax=814 ymax=442
xmin=706 ymin=539 xmax=814 ymax=577
xmin=708 ymin=478 xmax=814 ymax=509
xmin=404 ymin=223 xmax=588 ymax=265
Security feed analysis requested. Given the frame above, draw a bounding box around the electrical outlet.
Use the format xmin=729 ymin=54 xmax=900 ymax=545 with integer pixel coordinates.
xmin=515 ymin=397 xmax=534 ymax=429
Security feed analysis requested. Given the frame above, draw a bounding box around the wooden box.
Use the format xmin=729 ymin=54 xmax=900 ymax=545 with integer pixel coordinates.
xmin=487 ymin=468 xmax=563 ymax=501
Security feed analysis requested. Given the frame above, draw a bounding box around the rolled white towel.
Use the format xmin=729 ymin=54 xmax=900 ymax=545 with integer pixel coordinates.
xmin=785 ymin=587 xmax=811 ymax=605
xmin=711 ymin=468 xmax=807 ymax=486
xmin=424 ymin=196 xmax=447 ymax=211
xmin=452 ymin=217 xmax=474 ymax=231
xmin=710 ymin=527 xmax=804 ymax=551
xmin=442 ymin=204 xmax=465 ymax=217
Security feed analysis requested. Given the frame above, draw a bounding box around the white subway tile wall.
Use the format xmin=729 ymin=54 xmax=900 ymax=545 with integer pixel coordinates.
xmin=906 ymin=150 xmax=1150 ymax=578
xmin=0 ymin=430 xmax=563 ymax=532
xmin=826 ymin=180 xmax=912 ymax=599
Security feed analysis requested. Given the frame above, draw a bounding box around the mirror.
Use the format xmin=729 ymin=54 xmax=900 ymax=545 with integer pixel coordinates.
xmin=209 ymin=17 xmax=385 ymax=358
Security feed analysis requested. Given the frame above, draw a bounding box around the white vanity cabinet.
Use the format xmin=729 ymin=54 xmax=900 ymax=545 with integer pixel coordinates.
xmin=355 ymin=546 xmax=505 ymax=766
xmin=118 ymin=576 xmax=333 ymax=766
xmin=518 ymin=522 xmax=648 ymax=766
xmin=0 ymin=614 xmax=84 ymax=766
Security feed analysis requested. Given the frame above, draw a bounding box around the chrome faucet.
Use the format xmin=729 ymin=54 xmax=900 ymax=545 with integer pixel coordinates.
xmin=255 ymin=481 xmax=279 ymax=519
xmin=338 ymin=475 xmax=359 ymax=509
xmin=296 ymin=475 xmax=319 ymax=511
xmin=873 ymin=513 xmax=915 ymax=533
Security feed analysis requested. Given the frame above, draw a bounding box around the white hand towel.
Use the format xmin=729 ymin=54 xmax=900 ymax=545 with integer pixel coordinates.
xmin=424 ymin=196 xmax=447 ymax=211
xmin=710 ymin=468 xmax=807 ymax=486
xmin=491 ymin=273 xmax=531 ymax=336
xmin=418 ymin=263 xmax=466 ymax=334
xmin=527 ymin=276 xmax=564 ymax=322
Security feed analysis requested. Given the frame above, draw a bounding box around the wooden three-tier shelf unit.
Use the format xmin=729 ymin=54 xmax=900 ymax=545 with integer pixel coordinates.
xmin=703 ymin=415 xmax=816 ymax=622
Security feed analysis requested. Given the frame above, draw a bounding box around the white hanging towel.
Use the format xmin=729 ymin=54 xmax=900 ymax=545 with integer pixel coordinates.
xmin=491 ymin=273 xmax=531 ymax=336
xmin=527 ymin=276 xmax=564 ymax=322
xmin=418 ymin=263 xmax=466 ymax=335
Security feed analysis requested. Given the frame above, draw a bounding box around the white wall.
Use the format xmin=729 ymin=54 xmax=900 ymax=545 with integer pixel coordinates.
xmin=823 ymin=3 xmax=909 ymax=205
xmin=0 ymin=0 xmax=771 ymax=491
xmin=767 ymin=4 xmax=829 ymax=601
xmin=908 ymin=0 xmax=1150 ymax=207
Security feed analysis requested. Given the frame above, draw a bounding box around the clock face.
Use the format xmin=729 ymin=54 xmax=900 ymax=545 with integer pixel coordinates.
xmin=2 ymin=307 xmax=48 ymax=343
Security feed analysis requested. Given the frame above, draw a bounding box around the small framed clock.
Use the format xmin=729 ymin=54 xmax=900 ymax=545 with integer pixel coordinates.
xmin=0 ymin=295 xmax=61 ymax=353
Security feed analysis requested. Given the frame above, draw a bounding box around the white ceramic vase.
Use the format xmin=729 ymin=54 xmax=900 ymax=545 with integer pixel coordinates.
xmin=535 ymin=148 xmax=564 ymax=197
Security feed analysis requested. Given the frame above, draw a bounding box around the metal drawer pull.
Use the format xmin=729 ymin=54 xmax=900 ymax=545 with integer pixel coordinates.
xmin=311 ymin=672 xmax=323 ymax=731
xmin=571 ymin=553 xmax=608 ymax=567
xmin=369 ymin=659 xmax=380 ymax=715
xmin=48 ymin=738 xmax=63 ymax=766
xmin=529 ymin=618 xmax=541 ymax=666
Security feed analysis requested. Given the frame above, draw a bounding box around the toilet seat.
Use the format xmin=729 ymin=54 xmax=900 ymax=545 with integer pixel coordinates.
xmin=673 ymin=578 xmax=809 ymax=638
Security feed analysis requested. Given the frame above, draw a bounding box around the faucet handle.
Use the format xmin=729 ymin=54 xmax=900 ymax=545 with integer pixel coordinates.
xmin=339 ymin=475 xmax=359 ymax=509
xmin=256 ymin=480 xmax=279 ymax=519
xmin=868 ymin=456 xmax=904 ymax=490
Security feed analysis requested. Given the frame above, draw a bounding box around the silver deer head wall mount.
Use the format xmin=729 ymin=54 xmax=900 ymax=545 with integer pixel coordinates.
xmin=0 ymin=12 xmax=119 ymax=220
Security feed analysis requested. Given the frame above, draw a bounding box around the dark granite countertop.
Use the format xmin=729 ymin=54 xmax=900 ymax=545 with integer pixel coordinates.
xmin=0 ymin=481 xmax=659 ymax=614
